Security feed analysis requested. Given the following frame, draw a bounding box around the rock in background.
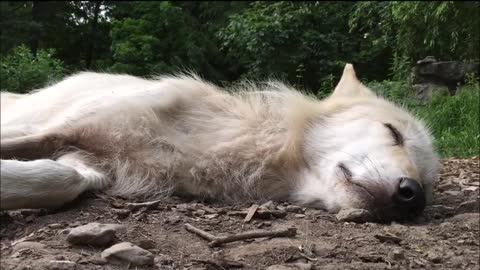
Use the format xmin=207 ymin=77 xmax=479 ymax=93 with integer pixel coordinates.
xmin=412 ymin=56 xmax=479 ymax=103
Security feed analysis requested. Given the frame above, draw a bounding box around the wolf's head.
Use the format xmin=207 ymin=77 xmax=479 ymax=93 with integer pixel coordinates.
xmin=294 ymin=64 xmax=440 ymax=221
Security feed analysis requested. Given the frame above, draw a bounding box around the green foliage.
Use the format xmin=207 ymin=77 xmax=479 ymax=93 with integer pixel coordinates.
xmin=0 ymin=45 xmax=65 ymax=93
xmin=217 ymin=1 xmax=357 ymax=92
xmin=389 ymin=51 xmax=411 ymax=82
xmin=317 ymin=73 xmax=336 ymax=99
xmin=2 ymin=1 xmax=478 ymax=87
xmin=0 ymin=1 xmax=34 ymax=54
xmin=351 ymin=2 xmax=480 ymax=63
xmin=109 ymin=1 xmax=223 ymax=80
xmin=348 ymin=1 xmax=395 ymax=80
xmin=367 ymin=80 xmax=415 ymax=106
xmin=390 ymin=1 xmax=480 ymax=61
xmin=415 ymin=84 xmax=479 ymax=158
xmin=1 ymin=1 xmax=478 ymax=158
xmin=350 ymin=1 xmax=479 ymax=82
xmin=0 ymin=1 xmax=112 ymax=70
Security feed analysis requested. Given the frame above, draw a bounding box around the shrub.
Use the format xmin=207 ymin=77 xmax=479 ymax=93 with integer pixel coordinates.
xmin=0 ymin=45 xmax=65 ymax=93
xmin=367 ymin=79 xmax=417 ymax=107
xmin=414 ymin=84 xmax=479 ymax=158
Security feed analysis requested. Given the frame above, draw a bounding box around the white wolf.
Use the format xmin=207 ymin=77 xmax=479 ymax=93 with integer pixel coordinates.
xmin=0 ymin=64 xmax=440 ymax=221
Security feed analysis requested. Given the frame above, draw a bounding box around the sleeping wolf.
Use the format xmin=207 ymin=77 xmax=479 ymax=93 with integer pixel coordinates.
xmin=0 ymin=64 xmax=439 ymax=221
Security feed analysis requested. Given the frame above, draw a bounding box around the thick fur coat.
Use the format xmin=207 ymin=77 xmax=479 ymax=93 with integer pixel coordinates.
xmin=0 ymin=65 xmax=440 ymax=220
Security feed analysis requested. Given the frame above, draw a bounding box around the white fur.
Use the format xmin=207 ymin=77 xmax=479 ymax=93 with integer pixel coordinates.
xmin=295 ymin=99 xmax=439 ymax=211
xmin=0 ymin=65 xmax=440 ymax=217
xmin=0 ymin=154 xmax=107 ymax=209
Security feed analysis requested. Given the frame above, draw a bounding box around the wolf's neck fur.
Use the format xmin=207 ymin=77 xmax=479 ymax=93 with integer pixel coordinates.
xmin=166 ymin=84 xmax=327 ymax=203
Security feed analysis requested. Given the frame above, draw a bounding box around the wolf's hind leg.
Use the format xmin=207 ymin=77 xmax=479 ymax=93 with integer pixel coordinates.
xmin=0 ymin=152 xmax=109 ymax=210
xmin=0 ymin=125 xmax=37 ymax=140
xmin=0 ymin=133 xmax=68 ymax=160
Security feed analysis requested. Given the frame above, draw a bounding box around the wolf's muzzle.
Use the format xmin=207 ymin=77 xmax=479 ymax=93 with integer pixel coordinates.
xmin=392 ymin=177 xmax=426 ymax=217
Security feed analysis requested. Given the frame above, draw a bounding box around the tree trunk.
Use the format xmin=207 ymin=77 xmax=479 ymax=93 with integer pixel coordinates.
xmin=30 ymin=2 xmax=42 ymax=57
xmin=85 ymin=1 xmax=101 ymax=69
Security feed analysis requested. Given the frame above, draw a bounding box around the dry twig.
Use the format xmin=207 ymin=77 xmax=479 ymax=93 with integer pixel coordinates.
xmin=192 ymin=258 xmax=244 ymax=268
xmin=227 ymin=209 xmax=287 ymax=219
xmin=184 ymin=223 xmax=216 ymax=241
xmin=184 ymin=223 xmax=297 ymax=247
xmin=243 ymin=204 xmax=259 ymax=223
xmin=125 ymin=200 xmax=162 ymax=211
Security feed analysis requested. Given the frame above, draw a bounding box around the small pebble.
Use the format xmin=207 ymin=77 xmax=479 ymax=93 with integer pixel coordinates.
xmin=101 ymin=242 xmax=154 ymax=266
xmin=456 ymin=200 xmax=479 ymax=213
xmin=426 ymin=251 xmax=442 ymax=263
xmin=260 ymin=201 xmax=276 ymax=210
xmin=66 ymin=223 xmax=125 ymax=246
xmin=48 ymin=223 xmax=65 ymax=229
xmin=112 ymin=208 xmax=131 ymax=219
xmin=286 ymin=205 xmax=303 ymax=213
xmin=137 ymin=239 xmax=156 ymax=250
xmin=47 ymin=260 xmax=76 ymax=270
xmin=389 ymin=248 xmax=405 ymax=260
xmin=12 ymin=241 xmax=47 ymax=253
xmin=336 ymin=209 xmax=372 ymax=223
xmin=193 ymin=209 xmax=206 ymax=217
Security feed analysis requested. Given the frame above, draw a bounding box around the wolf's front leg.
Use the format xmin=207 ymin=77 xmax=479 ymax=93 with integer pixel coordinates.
xmin=0 ymin=153 xmax=109 ymax=210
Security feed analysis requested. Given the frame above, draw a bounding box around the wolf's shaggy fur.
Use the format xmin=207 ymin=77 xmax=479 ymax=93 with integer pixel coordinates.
xmin=0 ymin=65 xmax=440 ymax=218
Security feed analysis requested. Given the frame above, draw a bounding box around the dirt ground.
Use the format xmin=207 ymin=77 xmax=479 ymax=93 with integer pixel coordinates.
xmin=1 ymin=157 xmax=479 ymax=270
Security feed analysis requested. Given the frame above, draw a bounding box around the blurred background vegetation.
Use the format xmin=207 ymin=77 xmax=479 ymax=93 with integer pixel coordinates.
xmin=0 ymin=1 xmax=478 ymax=157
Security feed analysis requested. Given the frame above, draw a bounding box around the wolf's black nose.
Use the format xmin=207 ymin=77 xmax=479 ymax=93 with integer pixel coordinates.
xmin=392 ymin=177 xmax=426 ymax=214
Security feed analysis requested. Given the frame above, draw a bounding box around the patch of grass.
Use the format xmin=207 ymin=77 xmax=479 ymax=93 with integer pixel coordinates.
xmin=413 ymin=84 xmax=479 ymax=158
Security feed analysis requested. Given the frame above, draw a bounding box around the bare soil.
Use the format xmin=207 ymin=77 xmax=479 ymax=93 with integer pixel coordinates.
xmin=1 ymin=157 xmax=479 ymax=270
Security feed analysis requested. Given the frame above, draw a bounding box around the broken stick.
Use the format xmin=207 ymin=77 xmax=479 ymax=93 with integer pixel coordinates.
xmin=184 ymin=223 xmax=216 ymax=241
xmin=243 ymin=204 xmax=259 ymax=223
xmin=125 ymin=199 xmax=162 ymax=211
xmin=184 ymin=223 xmax=297 ymax=247
xmin=228 ymin=209 xmax=287 ymax=219
xmin=192 ymin=258 xmax=244 ymax=268
xmin=208 ymin=228 xmax=297 ymax=247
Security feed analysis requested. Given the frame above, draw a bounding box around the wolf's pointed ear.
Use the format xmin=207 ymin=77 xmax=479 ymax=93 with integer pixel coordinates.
xmin=330 ymin=64 xmax=375 ymax=98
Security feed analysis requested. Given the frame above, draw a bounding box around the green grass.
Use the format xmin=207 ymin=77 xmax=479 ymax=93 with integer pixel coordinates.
xmin=413 ymin=85 xmax=479 ymax=158
xmin=368 ymin=80 xmax=479 ymax=158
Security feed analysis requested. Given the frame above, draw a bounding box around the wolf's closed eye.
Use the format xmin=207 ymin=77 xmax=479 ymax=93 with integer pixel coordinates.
xmin=384 ymin=123 xmax=403 ymax=146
